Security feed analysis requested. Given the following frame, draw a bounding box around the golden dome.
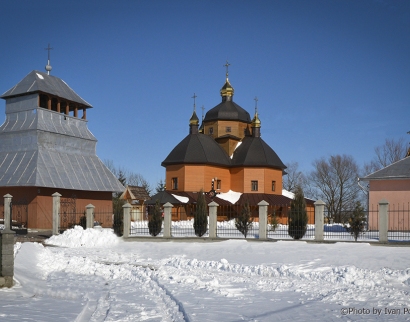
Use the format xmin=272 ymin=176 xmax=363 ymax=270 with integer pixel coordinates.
xmin=252 ymin=111 xmax=261 ymax=128
xmin=220 ymin=77 xmax=234 ymax=98
xmin=189 ymin=110 xmax=199 ymax=125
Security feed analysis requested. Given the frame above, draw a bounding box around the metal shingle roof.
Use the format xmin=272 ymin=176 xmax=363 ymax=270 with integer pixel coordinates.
xmin=231 ymin=136 xmax=286 ymax=169
xmin=1 ymin=70 xmax=92 ymax=107
xmin=161 ymin=133 xmax=231 ymax=167
xmin=361 ymin=157 xmax=410 ymax=180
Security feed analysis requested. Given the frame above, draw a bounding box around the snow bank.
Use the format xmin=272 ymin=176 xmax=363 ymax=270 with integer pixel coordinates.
xmin=45 ymin=226 xmax=121 ymax=248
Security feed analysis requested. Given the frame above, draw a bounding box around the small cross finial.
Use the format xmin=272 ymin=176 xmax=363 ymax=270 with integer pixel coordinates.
xmin=201 ymin=105 xmax=205 ymax=120
xmin=254 ymin=96 xmax=258 ymax=114
xmin=223 ymin=60 xmax=230 ymax=78
xmin=44 ymin=43 xmax=53 ymax=75
xmin=45 ymin=43 xmax=53 ymax=60
xmin=192 ymin=93 xmax=197 ymax=112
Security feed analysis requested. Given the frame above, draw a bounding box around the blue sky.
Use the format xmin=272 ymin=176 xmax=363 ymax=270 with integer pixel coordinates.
xmin=1 ymin=0 xmax=409 ymax=188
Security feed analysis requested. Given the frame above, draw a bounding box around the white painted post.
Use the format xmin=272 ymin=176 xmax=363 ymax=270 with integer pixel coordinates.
xmin=314 ymin=200 xmax=325 ymax=242
xmin=379 ymin=199 xmax=389 ymax=243
xmin=52 ymin=192 xmax=61 ymax=235
xmin=86 ymin=204 xmax=95 ymax=229
xmin=163 ymin=202 xmax=173 ymax=238
xmin=258 ymin=200 xmax=269 ymax=239
xmin=208 ymin=201 xmax=219 ymax=238
xmin=122 ymin=203 xmax=132 ymax=238
xmin=3 ymin=194 xmax=12 ymax=231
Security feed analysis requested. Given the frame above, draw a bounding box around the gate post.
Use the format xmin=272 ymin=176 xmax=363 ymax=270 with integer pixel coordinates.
xmin=3 ymin=194 xmax=12 ymax=231
xmin=258 ymin=200 xmax=269 ymax=239
xmin=0 ymin=229 xmax=15 ymax=288
xmin=86 ymin=204 xmax=95 ymax=229
xmin=122 ymin=203 xmax=132 ymax=238
xmin=208 ymin=201 xmax=219 ymax=238
xmin=314 ymin=200 xmax=325 ymax=242
xmin=379 ymin=199 xmax=389 ymax=243
xmin=52 ymin=192 xmax=61 ymax=235
xmin=163 ymin=202 xmax=173 ymax=238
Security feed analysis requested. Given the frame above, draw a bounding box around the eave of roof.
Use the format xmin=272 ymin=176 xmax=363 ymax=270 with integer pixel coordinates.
xmin=1 ymin=70 xmax=92 ymax=108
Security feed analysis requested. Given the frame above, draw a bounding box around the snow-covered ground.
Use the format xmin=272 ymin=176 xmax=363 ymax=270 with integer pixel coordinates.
xmin=1 ymin=226 xmax=410 ymax=321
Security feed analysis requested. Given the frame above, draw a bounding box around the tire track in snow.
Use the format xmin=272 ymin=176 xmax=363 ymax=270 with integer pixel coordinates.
xmin=159 ymin=256 xmax=410 ymax=307
xmin=38 ymin=247 xmax=186 ymax=321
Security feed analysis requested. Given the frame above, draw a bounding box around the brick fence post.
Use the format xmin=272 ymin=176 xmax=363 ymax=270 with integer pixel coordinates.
xmin=3 ymin=194 xmax=12 ymax=231
xmin=314 ymin=200 xmax=325 ymax=242
xmin=0 ymin=229 xmax=15 ymax=288
xmin=208 ymin=201 xmax=219 ymax=238
xmin=52 ymin=192 xmax=61 ymax=235
xmin=163 ymin=202 xmax=173 ymax=238
xmin=122 ymin=203 xmax=132 ymax=238
xmin=86 ymin=204 xmax=95 ymax=229
xmin=258 ymin=200 xmax=269 ymax=239
xmin=379 ymin=199 xmax=389 ymax=244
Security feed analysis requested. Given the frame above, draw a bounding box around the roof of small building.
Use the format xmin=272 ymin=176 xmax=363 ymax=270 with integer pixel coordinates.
xmin=122 ymin=185 xmax=151 ymax=201
xmin=161 ymin=133 xmax=231 ymax=167
xmin=145 ymin=190 xmax=183 ymax=205
xmin=361 ymin=156 xmax=410 ymax=180
xmin=231 ymin=136 xmax=286 ymax=169
xmin=203 ymin=100 xmax=251 ymax=123
xmin=1 ymin=70 xmax=92 ymax=107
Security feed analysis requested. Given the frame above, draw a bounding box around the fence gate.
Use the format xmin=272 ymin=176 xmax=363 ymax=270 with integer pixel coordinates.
xmin=10 ymin=199 xmax=28 ymax=234
xmin=59 ymin=197 xmax=77 ymax=231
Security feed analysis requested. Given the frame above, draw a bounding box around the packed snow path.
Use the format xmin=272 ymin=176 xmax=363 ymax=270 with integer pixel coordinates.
xmin=1 ymin=227 xmax=410 ymax=321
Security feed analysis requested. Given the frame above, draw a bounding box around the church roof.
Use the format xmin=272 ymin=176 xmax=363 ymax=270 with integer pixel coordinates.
xmin=231 ymin=136 xmax=286 ymax=169
xmin=1 ymin=70 xmax=92 ymax=107
xmin=161 ymin=133 xmax=231 ymax=167
xmin=0 ymin=149 xmax=124 ymax=192
xmin=204 ymin=100 xmax=251 ymax=123
xmin=361 ymin=157 xmax=410 ymax=180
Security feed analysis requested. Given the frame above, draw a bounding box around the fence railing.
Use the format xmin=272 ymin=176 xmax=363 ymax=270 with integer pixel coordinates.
xmin=0 ymin=193 xmax=403 ymax=243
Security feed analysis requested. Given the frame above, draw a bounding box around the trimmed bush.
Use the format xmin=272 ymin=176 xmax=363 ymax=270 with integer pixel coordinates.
xmin=194 ymin=189 xmax=208 ymax=237
xmin=148 ymin=200 xmax=163 ymax=237
xmin=288 ymin=186 xmax=308 ymax=240
xmin=344 ymin=201 xmax=366 ymax=241
xmin=235 ymin=201 xmax=253 ymax=238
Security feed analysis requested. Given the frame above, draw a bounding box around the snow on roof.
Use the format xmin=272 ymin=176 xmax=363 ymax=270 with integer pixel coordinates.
xmin=282 ymin=189 xmax=295 ymax=199
xmin=230 ymin=141 xmax=242 ymax=159
xmin=171 ymin=194 xmax=189 ymax=203
xmin=217 ymin=190 xmax=242 ymax=204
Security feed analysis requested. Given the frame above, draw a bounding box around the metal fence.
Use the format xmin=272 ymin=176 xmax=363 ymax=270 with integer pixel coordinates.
xmin=387 ymin=203 xmax=410 ymax=242
xmin=267 ymin=205 xmax=315 ymax=240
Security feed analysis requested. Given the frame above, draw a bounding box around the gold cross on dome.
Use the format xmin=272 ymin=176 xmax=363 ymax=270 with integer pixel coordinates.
xmin=223 ymin=60 xmax=230 ymax=77
xmin=191 ymin=93 xmax=197 ymax=111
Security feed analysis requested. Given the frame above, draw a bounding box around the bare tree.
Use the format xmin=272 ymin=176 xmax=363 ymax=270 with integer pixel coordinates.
xmin=283 ymin=162 xmax=306 ymax=193
xmin=365 ymin=137 xmax=408 ymax=174
xmin=309 ymin=154 xmax=361 ymax=223
xmin=103 ymin=159 xmax=152 ymax=195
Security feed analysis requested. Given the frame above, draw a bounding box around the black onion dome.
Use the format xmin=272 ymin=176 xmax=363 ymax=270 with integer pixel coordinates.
xmin=204 ymin=100 xmax=251 ymax=123
xmin=162 ymin=133 xmax=231 ymax=167
xmin=231 ymin=136 xmax=286 ymax=169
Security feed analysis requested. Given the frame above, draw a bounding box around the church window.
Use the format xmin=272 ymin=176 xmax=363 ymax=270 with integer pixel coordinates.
xmin=251 ymin=180 xmax=258 ymax=191
xmin=216 ymin=180 xmax=221 ymax=190
xmin=272 ymin=181 xmax=276 ymax=191
xmin=171 ymin=177 xmax=178 ymax=190
xmin=209 ymin=127 xmax=213 ymax=135
xmin=226 ymin=126 xmax=231 ymax=133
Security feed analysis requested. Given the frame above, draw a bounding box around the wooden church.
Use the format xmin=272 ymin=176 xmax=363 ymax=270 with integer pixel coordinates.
xmin=158 ymin=64 xmax=314 ymax=221
xmin=0 ymin=62 xmax=124 ymax=229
